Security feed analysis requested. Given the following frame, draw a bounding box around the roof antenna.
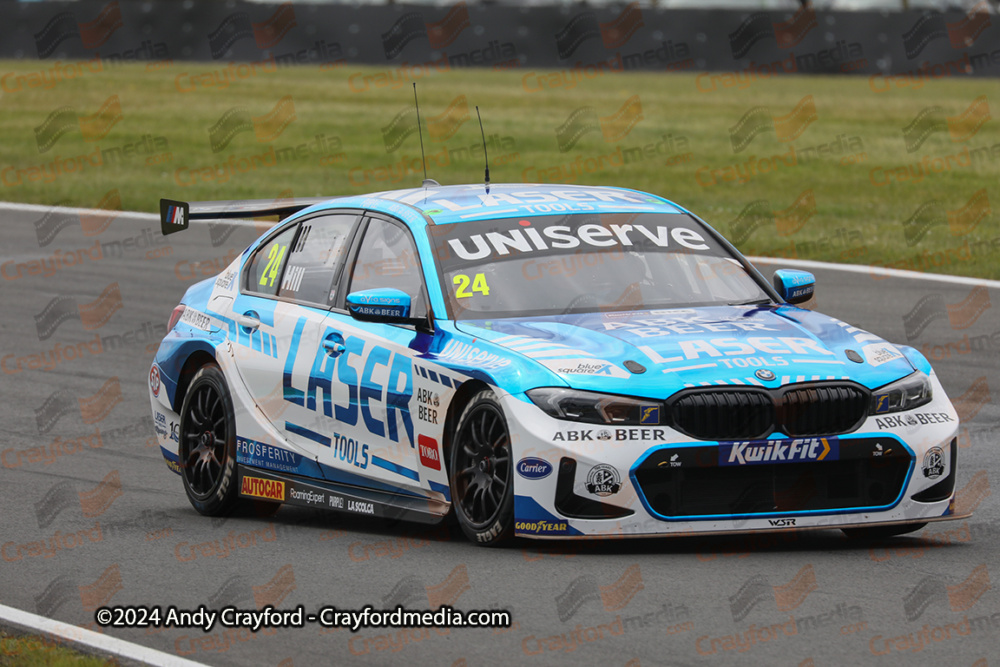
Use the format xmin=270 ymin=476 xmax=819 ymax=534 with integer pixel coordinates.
xmin=412 ymin=83 xmax=437 ymax=188
xmin=476 ymin=105 xmax=490 ymax=194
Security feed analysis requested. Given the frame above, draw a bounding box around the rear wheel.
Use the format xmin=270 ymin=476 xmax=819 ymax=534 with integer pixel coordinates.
xmin=179 ymin=364 xmax=241 ymax=516
xmin=449 ymin=389 xmax=514 ymax=546
xmin=841 ymin=522 xmax=927 ymax=539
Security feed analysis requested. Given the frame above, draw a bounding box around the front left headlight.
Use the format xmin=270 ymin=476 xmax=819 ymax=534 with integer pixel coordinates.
xmin=526 ymin=387 xmax=662 ymax=425
xmin=870 ymin=371 xmax=932 ymax=415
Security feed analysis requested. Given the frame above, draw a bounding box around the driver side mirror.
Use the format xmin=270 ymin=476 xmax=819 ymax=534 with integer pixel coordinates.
xmin=346 ymin=288 xmax=421 ymax=325
xmin=773 ymin=269 xmax=815 ymax=304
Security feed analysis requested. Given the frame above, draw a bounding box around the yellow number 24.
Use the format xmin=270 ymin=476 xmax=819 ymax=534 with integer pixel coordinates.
xmin=453 ymin=273 xmax=490 ymax=298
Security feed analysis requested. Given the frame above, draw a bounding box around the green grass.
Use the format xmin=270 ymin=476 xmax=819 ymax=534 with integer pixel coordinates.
xmin=0 ymin=630 xmax=115 ymax=666
xmin=1 ymin=60 xmax=998 ymax=277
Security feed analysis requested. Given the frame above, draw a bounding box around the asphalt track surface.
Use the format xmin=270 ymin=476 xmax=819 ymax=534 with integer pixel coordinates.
xmin=1 ymin=205 xmax=997 ymax=667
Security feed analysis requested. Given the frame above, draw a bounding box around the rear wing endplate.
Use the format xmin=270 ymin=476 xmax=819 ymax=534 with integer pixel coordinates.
xmin=159 ymin=197 xmax=331 ymax=236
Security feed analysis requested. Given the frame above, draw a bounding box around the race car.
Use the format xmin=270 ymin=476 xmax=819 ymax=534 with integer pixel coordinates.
xmin=149 ymin=183 xmax=967 ymax=545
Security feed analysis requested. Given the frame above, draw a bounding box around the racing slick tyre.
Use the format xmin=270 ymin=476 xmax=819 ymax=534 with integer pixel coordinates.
xmin=841 ymin=522 xmax=927 ymax=539
xmin=179 ymin=364 xmax=241 ymax=516
xmin=449 ymin=389 xmax=515 ymax=546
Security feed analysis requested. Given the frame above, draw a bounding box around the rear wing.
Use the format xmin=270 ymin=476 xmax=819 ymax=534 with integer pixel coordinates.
xmin=159 ymin=197 xmax=331 ymax=236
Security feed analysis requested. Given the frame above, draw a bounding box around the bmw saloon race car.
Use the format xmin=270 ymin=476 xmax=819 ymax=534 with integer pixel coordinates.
xmin=149 ymin=183 xmax=967 ymax=545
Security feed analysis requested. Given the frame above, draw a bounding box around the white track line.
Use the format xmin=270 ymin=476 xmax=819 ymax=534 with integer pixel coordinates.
xmin=2 ymin=200 xmax=998 ymax=287
xmin=748 ymin=255 xmax=1000 ymax=290
xmin=0 ymin=602 xmax=208 ymax=667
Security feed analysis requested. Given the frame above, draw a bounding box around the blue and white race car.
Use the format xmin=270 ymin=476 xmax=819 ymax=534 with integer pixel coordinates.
xmin=149 ymin=183 xmax=967 ymax=545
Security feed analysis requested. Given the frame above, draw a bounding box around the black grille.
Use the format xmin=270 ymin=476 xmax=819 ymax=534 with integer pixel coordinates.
xmin=669 ymin=390 xmax=773 ymax=440
xmin=668 ymin=382 xmax=869 ymax=440
xmin=634 ymin=438 xmax=911 ymax=518
xmin=779 ymin=385 xmax=869 ymax=436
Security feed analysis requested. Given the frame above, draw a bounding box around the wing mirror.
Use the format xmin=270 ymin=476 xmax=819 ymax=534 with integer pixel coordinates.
xmin=346 ymin=288 xmax=419 ymax=324
xmin=773 ymin=269 xmax=815 ymax=304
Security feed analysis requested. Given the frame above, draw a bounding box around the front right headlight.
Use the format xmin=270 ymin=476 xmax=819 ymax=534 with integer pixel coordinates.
xmin=526 ymin=387 xmax=661 ymax=425
xmin=870 ymin=372 xmax=932 ymax=415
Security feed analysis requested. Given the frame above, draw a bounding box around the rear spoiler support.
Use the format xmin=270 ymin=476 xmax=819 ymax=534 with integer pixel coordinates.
xmin=159 ymin=197 xmax=332 ymax=235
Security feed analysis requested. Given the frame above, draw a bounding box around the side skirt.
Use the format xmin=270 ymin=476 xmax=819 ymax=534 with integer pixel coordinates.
xmin=237 ymin=465 xmax=448 ymax=525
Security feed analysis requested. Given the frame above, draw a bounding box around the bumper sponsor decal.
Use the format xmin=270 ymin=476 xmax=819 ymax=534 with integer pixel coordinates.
xmin=240 ymin=475 xmax=285 ymax=501
xmin=516 ymin=457 xmax=553 ymax=479
xmin=236 ymin=436 xmax=303 ymax=474
xmin=585 ymin=464 xmax=622 ymax=496
xmin=719 ymin=437 xmax=838 ymax=465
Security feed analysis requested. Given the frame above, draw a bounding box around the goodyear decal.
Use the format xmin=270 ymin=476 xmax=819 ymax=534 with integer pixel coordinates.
xmin=718 ymin=437 xmax=838 ymax=466
xmin=160 ymin=446 xmax=181 ymax=476
xmin=514 ymin=496 xmax=583 ymax=536
xmin=515 ymin=519 xmax=571 ymax=535
xmin=240 ymin=475 xmax=285 ymax=500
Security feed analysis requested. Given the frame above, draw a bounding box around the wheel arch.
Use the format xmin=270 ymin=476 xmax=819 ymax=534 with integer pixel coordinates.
xmin=172 ymin=349 xmax=218 ymax=413
xmin=441 ymin=379 xmax=491 ymax=478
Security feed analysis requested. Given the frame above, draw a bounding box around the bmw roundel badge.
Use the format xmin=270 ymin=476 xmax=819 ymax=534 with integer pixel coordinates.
xmin=755 ymin=369 xmax=776 ymax=381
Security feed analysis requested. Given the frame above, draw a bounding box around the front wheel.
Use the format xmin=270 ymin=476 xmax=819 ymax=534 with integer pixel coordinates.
xmin=179 ymin=364 xmax=240 ymax=516
xmin=449 ymin=389 xmax=514 ymax=546
xmin=841 ymin=522 xmax=927 ymax=539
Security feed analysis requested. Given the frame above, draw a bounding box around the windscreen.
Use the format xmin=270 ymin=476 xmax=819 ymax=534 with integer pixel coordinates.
xmin=427 ymin=212 xmax=770 ymax=320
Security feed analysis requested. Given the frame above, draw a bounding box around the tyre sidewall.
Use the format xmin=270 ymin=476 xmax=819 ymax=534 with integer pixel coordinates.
xmin=179 ymin=364 xmax=239 ymax=516
xmin=449 ymin=389 xmax=515 ymax=546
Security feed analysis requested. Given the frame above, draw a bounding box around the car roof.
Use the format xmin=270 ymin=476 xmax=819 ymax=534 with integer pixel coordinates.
xmin=304 ymin=183 xmax=688 ymax=229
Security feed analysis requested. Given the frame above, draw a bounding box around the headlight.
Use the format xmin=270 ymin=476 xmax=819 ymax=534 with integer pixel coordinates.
xmin=870 ymin=372 xmax=932 ymax=415
xmin=527 ymin=388 xmax=661 ymax=425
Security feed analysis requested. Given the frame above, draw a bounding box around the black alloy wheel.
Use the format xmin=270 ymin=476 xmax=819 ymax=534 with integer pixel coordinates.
xmin=450 ymin=389 xmax=514 ymax=545
xmin=179 ymin=364 xmax=240 ymax=516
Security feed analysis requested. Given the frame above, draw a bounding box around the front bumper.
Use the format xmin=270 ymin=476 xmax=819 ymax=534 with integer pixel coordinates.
xmin=505 ymin=373 xmax=965 ymax=538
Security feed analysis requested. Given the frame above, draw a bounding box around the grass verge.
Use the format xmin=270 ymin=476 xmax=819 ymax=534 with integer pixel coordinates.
xmin=0 ymin=629 xmax=115 ymax=666
xmin=0 ymin=60 xmax=997 ymax=277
